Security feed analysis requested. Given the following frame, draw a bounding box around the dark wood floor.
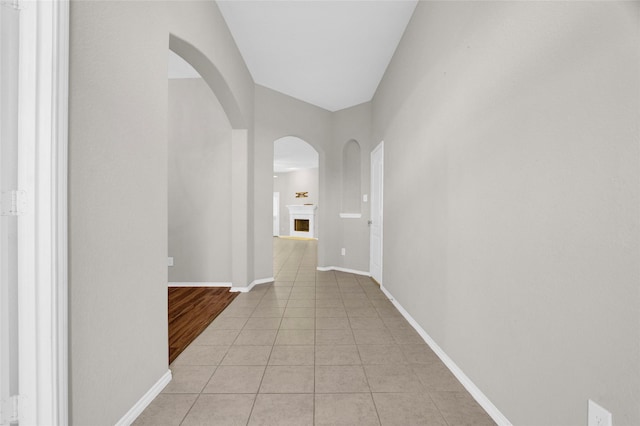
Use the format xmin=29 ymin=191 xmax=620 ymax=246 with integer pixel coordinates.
xmin=168 ymin=287 xmax=238 ymax=364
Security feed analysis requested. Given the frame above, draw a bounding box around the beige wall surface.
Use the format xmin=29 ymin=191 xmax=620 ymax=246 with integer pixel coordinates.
xmin=69 ymin=3 xmax=169 ymax=424
xmin=69 ymin=1 xmax=253 ymax=424
xmin=330 ymin=103 xmax=373 ymax=272
xmin=373 ymin=2 xmax=639 ymax=425
xmin=168 ymin=78 xmax=232 ymax=282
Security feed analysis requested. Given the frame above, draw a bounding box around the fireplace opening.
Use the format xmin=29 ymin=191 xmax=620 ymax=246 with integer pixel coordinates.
xmin=294 ymin=219 xmax=310 ymax=232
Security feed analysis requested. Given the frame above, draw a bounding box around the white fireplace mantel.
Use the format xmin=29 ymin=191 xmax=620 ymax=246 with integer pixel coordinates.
xmin=287 ymin=205 xmax=317 ymax=238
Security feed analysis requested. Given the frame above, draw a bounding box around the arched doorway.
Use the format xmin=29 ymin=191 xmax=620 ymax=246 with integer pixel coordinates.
xmin=273 ymin=137 xmax=319 ymax=239
xmin=166 ymin=44 xmax=242 ymax=364
xmin=167 ymin=49 xmax=233 ymax=284
xmin=169 ymin=33 xmax=252 ymax=289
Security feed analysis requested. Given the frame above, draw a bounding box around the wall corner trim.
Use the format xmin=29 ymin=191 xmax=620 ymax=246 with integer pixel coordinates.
xmin=231 ymin=277 xmax=274 ymax=293
xmin=115 ymin=369 xmax=172 ymax=426
xmin=316 ymin=266 xmax=371 ymax=277
xmin=379 ymin=285 xmax=513 ymax=426
xmin=168 ymin=282 xmax=232 ymax=287
xmin=338 ymin=213 xmax=362 ymax=219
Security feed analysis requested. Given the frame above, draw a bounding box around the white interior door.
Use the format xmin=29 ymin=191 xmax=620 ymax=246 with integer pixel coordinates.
xmin=369 ymin=142 xmax=383 ymax=284
xmin=0 ymin=3 xmax=20 ymax=423
xmin=273 ymin=192 xmax=280 ymax=236
xmin=0 ymin=1 xmax=69 ymax=424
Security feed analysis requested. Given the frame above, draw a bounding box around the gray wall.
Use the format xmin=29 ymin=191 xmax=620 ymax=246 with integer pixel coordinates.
xmin=168 ymin=78 xmax=232 ymax=282
xmin=254 ymin=86 xmax=374 ymax=274
xmin=341 ymin=140 xmax=361 ymax=214
xmin=69 ymin=1 xmax=253 ymax=424
xmin=330 ymin=103 xmax=373 ymax=272
xmin=69 ymin=1 xmax=639 ymax=424
xmin=372 ymin=2 xmax=639 ymax=425
xmin=274 ymin=169 xmax=319 ymax=236
xmin=69 ymin=3 xmax=169 ymax=423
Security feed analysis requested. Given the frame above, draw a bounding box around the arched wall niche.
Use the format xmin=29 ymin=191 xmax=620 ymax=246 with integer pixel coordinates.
xmin=341 ymin=139 xmax=361 ymax=215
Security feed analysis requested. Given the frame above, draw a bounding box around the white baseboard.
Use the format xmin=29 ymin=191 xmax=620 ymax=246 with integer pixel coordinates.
xmin=115 ymin=369 xmax=172 ymax=426
xmin=316 ymin=266 xmax=371 ymax=277
xmin=231 ymin=277 xmax=274 ymax=293
xmin=379 ymin=285 xmax=512 ymax=426
xmin=168 ymin=282 xmax=232 ymax=287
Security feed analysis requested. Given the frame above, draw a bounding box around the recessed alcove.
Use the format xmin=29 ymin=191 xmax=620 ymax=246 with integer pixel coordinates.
xmin=340 ymin=139 xmax=361 ymax=218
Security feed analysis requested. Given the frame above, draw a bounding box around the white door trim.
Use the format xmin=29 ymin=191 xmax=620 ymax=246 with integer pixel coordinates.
xmin=15 ymin=0 xmax=69 ymax=424
xmin=369 ymin=141 xmax=384 ymax=285
xmin=273 ymin=192 xmax=280 ymax=237
xmin=54 ymin=3 xmax=70 ymax=423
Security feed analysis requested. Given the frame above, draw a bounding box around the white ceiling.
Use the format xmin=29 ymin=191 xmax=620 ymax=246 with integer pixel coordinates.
xmin=216 ymin=0 xmax=417 ymax=112
xmin=274 ymin=137 xmax=318 ymax=173
xmin=170 ymin=2 xmax=417 ymax=167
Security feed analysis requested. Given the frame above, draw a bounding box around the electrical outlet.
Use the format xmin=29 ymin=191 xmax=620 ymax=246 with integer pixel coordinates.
xmin=588 ymin=400 xmax=612 ymax=426
xmin=168 ymin=257 xmax=174 ymax=267
xmin=341 ymin=248 xmax=346 ymax=256
xmin=363 ymin=194 xmax=368 ymax=202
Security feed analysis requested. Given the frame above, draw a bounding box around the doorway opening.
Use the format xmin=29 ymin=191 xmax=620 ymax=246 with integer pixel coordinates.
xmin=272 ymin=136 xmax=319 ymax=239
xmin=370 ymin=141 xmax=384 ymax=285
xmin=166 ymin=47 xmax=236 ymax=362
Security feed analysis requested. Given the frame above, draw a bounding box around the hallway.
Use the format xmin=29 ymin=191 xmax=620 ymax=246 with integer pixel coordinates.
xmin=134 ymin=238 xmax=494 ymax=425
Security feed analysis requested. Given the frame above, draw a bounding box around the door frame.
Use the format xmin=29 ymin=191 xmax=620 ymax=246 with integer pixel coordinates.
xmin=369 ymin=141 xmax=383 ymax=285
xmin=273 ymin=192 xmax=280 ymax=237
xmin=8 ymin=1 xmax=69 ymax=424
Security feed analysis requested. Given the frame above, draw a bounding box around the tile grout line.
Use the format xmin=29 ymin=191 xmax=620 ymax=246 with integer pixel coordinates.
xmin=312 ymin=273 xmax=317 ymax=426
xmin=242 ymin=286 xmax=270 ymax=426
xmin=177 ymin=393 xmax=199 ymax=426
xmin=154 ymin=238 xmax=491 ymax=425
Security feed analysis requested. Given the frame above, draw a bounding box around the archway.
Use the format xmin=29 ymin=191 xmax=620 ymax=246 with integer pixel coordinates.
xmin=169 ymin=34 xmax=245 ymax=129
xmin=170 ymin=33 xmax=252 ymax=289
xmin=167 ymin=49 xmax=233 ymax=285
xmin=273 ymin=136 xmax=319 ymax=239
xmin=166 ymin=40 xmax=249 ymax=363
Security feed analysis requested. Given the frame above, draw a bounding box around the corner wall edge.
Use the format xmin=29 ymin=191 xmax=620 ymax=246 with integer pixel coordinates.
xmin=230 ymin=277 xmax=274 ymax=293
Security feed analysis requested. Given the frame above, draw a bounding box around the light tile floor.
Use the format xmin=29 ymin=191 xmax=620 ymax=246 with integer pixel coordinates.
xmin=134 ymin=238 xmax=495 ymax=426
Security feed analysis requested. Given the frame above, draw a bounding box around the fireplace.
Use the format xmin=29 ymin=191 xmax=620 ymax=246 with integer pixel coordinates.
xmin=287 ymin=204 xmax=317 ymax=238
xmin=294 ymin=219 xmax=310 ymax=232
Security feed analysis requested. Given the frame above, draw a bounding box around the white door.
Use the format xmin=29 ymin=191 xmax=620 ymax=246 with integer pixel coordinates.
xmin=1 ymin=2 xmax=68 ymax=424
xmin=369 ymin=142 xmax=384 ymax=284
xmin=273 ymin=192 xmax=280 ymax=236
xmin=0 ymin=3 xmax=20 ymax=423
